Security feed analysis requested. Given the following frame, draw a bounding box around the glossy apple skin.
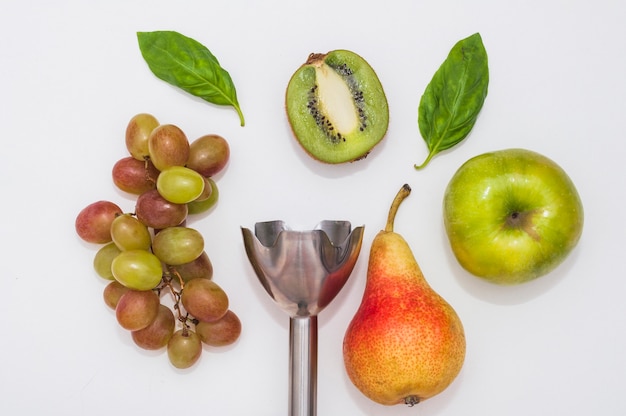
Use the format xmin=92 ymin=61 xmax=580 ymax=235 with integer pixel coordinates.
xmin=443 ymin=148 xmax=584 ymax=284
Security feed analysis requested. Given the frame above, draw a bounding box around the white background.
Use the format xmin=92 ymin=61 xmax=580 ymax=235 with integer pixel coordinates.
xmin=2 ymin=1 xmax=625 ymax=415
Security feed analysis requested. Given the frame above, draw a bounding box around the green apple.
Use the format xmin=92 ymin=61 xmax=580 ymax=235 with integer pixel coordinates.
xmin=443 ymin=148 xmax=584 ymax=285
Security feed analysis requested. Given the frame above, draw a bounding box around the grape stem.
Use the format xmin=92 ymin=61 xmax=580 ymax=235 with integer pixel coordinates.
xmin=168 ymin=267 xmax=186 ymax=289
xmin=143 ymin=158 xmax=157 ymax=185
xmin=160 ymin=270 xmax=193 ymax=331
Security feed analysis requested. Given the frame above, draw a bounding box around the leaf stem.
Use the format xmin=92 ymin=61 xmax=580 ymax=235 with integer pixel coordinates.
xmin=234 ymin=105 xmax=245 ymax=127
xmin=414 ymin=149 xmax=436 ymax=170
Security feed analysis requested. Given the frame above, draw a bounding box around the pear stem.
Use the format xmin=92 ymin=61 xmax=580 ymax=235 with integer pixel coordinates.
xmin=385 ymin=184 xmax=412 ymax=232
xmin=404 ymin=395 xmax=420 ymax=407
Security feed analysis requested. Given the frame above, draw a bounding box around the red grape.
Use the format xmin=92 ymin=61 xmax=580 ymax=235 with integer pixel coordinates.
xmin=148 ymin=124 xmax=189 ymax=171
xmin=187 ymin=134 xmax=230 ymax=177
xmin=103 ymin=280 xmax=130 ymax=309
xmin=131 ymin=304 xmax=176 ymax=350
xmin=115 ymin=289 xmax=160 ymax=331
xmin=169 ymin=251 xmax=213 ymax=283
xmin=193 ymin=177 xmax=213 ymax=202
xmin=125 ymin=113 xmax=159 ymax=160
xmin=135 ymin=189 xmax=187 ymax=230
xmin=196 ymin=310 xmax=241 ymax=347
xmin=112 ymin=157 xmax=159 ymax=195
xmin=181 ymin=278 xmax=229 ymax=323
xmin=76 ymin=200 xmax=123 ymax=244
xmin=187 ymin=178 xmax=219 ymax=215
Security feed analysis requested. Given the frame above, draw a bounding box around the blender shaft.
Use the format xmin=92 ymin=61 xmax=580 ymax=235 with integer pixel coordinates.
xmin=289 ymin=316 xmax=318 ymax=416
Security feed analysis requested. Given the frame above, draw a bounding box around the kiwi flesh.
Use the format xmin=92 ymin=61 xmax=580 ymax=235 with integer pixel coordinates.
xmin=286 ymin=50 xmax=389 ymax=164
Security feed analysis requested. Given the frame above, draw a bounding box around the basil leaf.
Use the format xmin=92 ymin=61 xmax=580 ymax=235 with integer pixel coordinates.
xmin=415 ymin=33 xmax=489 ymax=169
xmin=137 ymin=31 xmax=245 ymax=126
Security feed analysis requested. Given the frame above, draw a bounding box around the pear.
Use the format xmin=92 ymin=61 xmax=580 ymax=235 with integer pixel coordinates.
xmin=343 ymin=184 xmax=466 ymax=406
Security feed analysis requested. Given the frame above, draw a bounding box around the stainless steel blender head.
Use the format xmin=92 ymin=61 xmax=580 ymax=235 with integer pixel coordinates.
xmin=242 ymin=220 xmax=364 ymax=416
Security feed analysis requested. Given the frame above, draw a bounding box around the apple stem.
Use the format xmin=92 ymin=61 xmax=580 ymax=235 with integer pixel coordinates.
xmin=385 ymin=184 xmax=411 ymax=233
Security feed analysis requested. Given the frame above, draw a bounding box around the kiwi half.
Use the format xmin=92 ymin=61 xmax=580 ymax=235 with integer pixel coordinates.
xmin=285 ymin=50 xmax=389 ymax=164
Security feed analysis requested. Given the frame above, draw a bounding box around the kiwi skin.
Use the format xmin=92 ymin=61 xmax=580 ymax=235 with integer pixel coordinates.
xmin=285 ymin=50 xmax=389 ymax=164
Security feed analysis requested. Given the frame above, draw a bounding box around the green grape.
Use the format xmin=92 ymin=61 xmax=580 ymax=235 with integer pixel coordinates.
xmin=125 ymin=113 xmax=159 ymax=160
xmin=115 ymin=289 xmax=160 ymax=331
xmin=167 ymin=329 xmax=202 ymax=369
xmin=111 ymin=249 xmax=163 ymax=290
xmin=152 ymin=226 xmax=204 ymax=266
xmin=110 ymin=214 xmax=152 ymax=251
xmin=103 ymin=280 xmax=130 ymax=309
xmin=148 ymin=124 xmax=189 ymax=171
xmin=93 ymin=242 xmax=122 ymax=280
xmin=156 ymin=166 xmax=205 ymax=204
xmin=187 ymin=178 xmax=219 ymax=215
xmin=131 ymin=304 xmax=176 ymax=350
xmin=181 ymin=278 xmax=229 ymax=323
xmin=196 ymin=310 xmax=241 ymax=347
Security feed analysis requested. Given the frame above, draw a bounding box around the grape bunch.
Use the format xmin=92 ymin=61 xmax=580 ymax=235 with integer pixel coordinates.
xmin=75 ymin=113 xmax=241 ymax=369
